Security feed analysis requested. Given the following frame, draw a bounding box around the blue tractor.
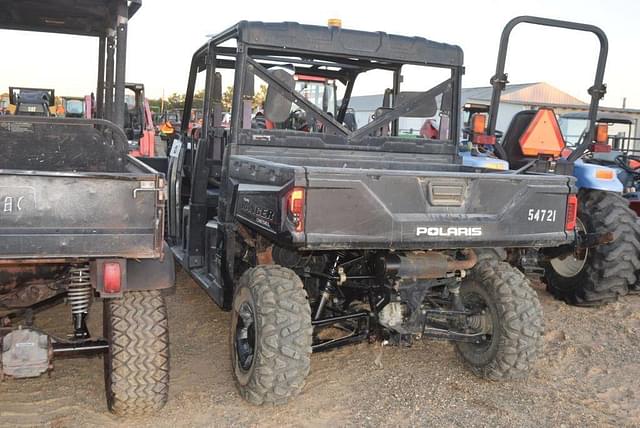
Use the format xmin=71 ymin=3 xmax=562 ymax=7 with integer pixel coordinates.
xmin=461 ymin=16 xmax=640 ymax=306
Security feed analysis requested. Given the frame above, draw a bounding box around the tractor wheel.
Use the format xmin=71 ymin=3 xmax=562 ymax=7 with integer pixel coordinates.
xmin=104 ymin=290 xmax=170 ymax=416
xmin=230 ymin=265 xmax=312 ymax=405
xmin=456 ymin=260 xmax=544 ymax=380
xmin=543 ymin=189 xmax=640 ymax=306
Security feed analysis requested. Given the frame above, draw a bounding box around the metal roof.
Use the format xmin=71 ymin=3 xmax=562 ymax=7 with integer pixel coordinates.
xmin=0 ymin=0 xmax=141 ymax=37
xmin=561 ymin=111 xmax=635 ymax=124
xmin=463 ymin=82 xmax=587 ymax=106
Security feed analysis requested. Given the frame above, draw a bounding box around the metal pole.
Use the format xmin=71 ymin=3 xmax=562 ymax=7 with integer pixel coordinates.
xmin=96 ymin=36 xmax=106 ymax=118
xmin=113 ymin=0 xmax=128 ymax=129
xmin=104 ymin=34 xmax=115 ymax=121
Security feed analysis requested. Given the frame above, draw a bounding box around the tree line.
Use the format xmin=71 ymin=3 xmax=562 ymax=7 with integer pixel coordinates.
xmin=148 ymin=85 xmax=267 ymax=113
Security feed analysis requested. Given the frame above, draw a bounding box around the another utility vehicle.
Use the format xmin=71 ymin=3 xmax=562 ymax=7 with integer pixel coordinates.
xmin=168 ymin=21 xmax=577 ymax=405
xmin=0 ymin=0 xmax=174 ymax=416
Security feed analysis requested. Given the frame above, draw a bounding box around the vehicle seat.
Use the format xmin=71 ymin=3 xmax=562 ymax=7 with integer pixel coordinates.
xmin=501 ymin=110 xmax=536 ymax=169
xmin=124 ymin=104 xmax=134 ymax=140
xmin=206 ymin=188 xmax=219 ymax=207
xmin=343 ymin=110 xmax=357 ymax=131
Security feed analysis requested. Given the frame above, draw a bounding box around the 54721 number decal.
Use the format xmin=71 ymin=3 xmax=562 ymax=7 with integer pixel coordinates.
xmin=527 ymin=209 xmax=557 ymax=222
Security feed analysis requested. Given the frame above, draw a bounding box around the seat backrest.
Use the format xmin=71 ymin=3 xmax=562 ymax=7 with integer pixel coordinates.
xmin=501 ymin=110 xmax=537 ymax=167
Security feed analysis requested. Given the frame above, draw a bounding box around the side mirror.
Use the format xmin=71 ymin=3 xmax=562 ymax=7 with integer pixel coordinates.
xmin=264 ymin=69 xmax=295 ymax=123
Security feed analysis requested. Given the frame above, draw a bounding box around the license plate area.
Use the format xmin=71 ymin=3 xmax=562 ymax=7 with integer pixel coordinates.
xmin=427 ymin=182 xmax=466 ymax=206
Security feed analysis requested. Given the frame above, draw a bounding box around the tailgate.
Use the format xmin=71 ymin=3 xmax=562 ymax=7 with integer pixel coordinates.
xmin=303 ymin=167 xmax=575 ymax=250
xmin=0 ymin=170 xmax=164 ymax=259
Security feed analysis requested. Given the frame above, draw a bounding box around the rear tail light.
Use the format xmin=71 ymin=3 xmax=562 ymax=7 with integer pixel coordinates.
xmin=286 ymin=187 xmax=305 ymax=232
xmin=566 ymin=194 xmax=578 ymax=231
xmin=103 ymin=262 xmax=122 ymax=293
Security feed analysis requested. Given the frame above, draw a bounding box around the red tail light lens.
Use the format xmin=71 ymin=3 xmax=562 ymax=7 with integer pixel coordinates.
xmin=104 ymin=262 xmax=122 ymax=293
xmin=286 ymin=188 xmax=305 ymax=232
xmin=566 ymin=194 xmax=578 ymax=231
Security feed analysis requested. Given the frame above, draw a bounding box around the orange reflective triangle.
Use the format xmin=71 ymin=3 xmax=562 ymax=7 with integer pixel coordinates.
xmin=519 ymin=108 xmax=565 ymax=157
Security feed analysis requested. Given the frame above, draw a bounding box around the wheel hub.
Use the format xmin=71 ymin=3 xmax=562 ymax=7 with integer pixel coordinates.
xmin=234 ymin=302 xmax=256 ymax=372
xmin=550 ymin=218 xmax=588 ymax=278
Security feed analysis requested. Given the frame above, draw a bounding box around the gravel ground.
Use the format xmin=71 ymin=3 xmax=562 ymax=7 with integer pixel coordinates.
xmin=1 ymin=269 xmax=639 ymax=428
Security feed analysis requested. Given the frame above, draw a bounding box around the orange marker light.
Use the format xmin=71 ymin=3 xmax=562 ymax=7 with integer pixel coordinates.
xmin=596 ymin=123 xmax=609 ymax=144
xmin=472 ymin=114 xmax=486 ymax=134
xmin=595 ymin=169 xmax=615 ymax=180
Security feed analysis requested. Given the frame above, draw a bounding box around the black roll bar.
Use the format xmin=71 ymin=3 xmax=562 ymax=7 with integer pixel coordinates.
xmin=486 ymin=16 xmax=608 ymax=162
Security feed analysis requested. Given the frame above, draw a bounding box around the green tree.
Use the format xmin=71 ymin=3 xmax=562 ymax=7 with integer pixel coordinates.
xmin=166 ymin=92 xmax=185 ymax=110
xmin=148 ymin=98 xmax=163 ymax=112
xmin=192 ymin=89 xmax=205 ymax=110
xmin=222 ymin=86 xmax=233 ymax=112
xmin=253 ymin=84 xmax=267 ymax=109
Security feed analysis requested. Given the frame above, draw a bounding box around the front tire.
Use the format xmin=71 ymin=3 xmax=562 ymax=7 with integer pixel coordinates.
xmin=231 ymin=265 xmax=313 ymax=405
xmin=456 ymin=260 xmax=544 ymax=380
xmin=544 ymin=189 xmax=640 ymax=306
xmin=104 ymin=290 xmax=170 ymax=416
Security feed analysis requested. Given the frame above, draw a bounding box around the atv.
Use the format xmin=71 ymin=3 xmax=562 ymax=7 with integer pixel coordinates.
xmin=167 ymin=20 xmax=577 ymax=404
xmin=0 ymin=0 xmax=173 ymax=416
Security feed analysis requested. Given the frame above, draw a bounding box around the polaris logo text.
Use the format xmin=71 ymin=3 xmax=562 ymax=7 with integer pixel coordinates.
xmin=416 ymin=227 xmax=483 ymax=237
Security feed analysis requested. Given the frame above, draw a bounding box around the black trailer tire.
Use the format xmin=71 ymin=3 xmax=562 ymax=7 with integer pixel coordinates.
xmin=230 ymin=265 xmax=312 ymax=405
xmin=104 ymin=290 xmax=170 ymax=416
xmin=543 ymin=189 xmax=640 ymax=306
xmin=456 ymin=260 xmax=544 ymax=380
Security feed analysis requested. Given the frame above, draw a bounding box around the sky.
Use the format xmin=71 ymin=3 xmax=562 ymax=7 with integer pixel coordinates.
xmin=1 ymin=0 xmax=639 ymax=109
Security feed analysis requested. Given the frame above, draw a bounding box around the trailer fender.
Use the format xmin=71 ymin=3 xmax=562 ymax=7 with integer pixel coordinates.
xmin=573 ymin=160 xmax=623 ymax=192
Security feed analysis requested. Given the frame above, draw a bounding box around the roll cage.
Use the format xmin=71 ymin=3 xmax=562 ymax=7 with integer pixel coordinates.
xmin=0 ymin=0 xmax=142 ymax=128
xmin=181 ymin=21 xmax=465 ymax=149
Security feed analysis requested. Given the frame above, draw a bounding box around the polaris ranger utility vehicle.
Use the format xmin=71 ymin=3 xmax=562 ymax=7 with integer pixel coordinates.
xmin=9 ymin=87 xmax=55 ymax=117
xmin=168 ymin=20 xmax=578 ymax=405
xmin=0 ymin=0 xmax=174 ymax=416
xmin=461 ymin=16 xmax=640 ymax=305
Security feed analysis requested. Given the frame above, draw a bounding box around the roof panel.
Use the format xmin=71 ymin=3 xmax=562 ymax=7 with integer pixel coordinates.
xmin=0 ymin=0 xmax=141 ymax=37
xmin=233 ymin=21 xmax=464 ymax=67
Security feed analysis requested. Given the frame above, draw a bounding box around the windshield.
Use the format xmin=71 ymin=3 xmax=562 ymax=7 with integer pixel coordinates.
xmin=559 ymin=116 xmax=635 ymax=147
xmin=559 ymin=117 xmax=588 ymax=146
xmin=65 ymin=99 xmax=84 ymax=115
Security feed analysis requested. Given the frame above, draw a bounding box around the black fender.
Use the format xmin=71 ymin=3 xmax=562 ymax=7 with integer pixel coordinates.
xmin=126 ymin=242 xmax=176 ymax=292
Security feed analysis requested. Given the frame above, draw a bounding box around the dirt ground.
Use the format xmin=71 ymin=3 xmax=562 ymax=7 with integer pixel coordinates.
xmin=1 ymin=269 xmax=639 ymax=428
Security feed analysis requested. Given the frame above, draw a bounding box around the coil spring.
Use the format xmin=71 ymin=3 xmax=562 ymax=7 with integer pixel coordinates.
xmin=68 ymin=265 xmax=91 ymax=315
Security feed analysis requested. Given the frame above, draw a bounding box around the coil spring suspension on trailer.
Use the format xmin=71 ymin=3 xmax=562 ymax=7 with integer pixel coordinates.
xmin=68 ymin=264 xmax=92 ymax=338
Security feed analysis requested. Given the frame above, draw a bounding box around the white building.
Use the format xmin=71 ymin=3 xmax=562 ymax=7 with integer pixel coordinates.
xmin=348 ymin=82 xmax=640 ymax=139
